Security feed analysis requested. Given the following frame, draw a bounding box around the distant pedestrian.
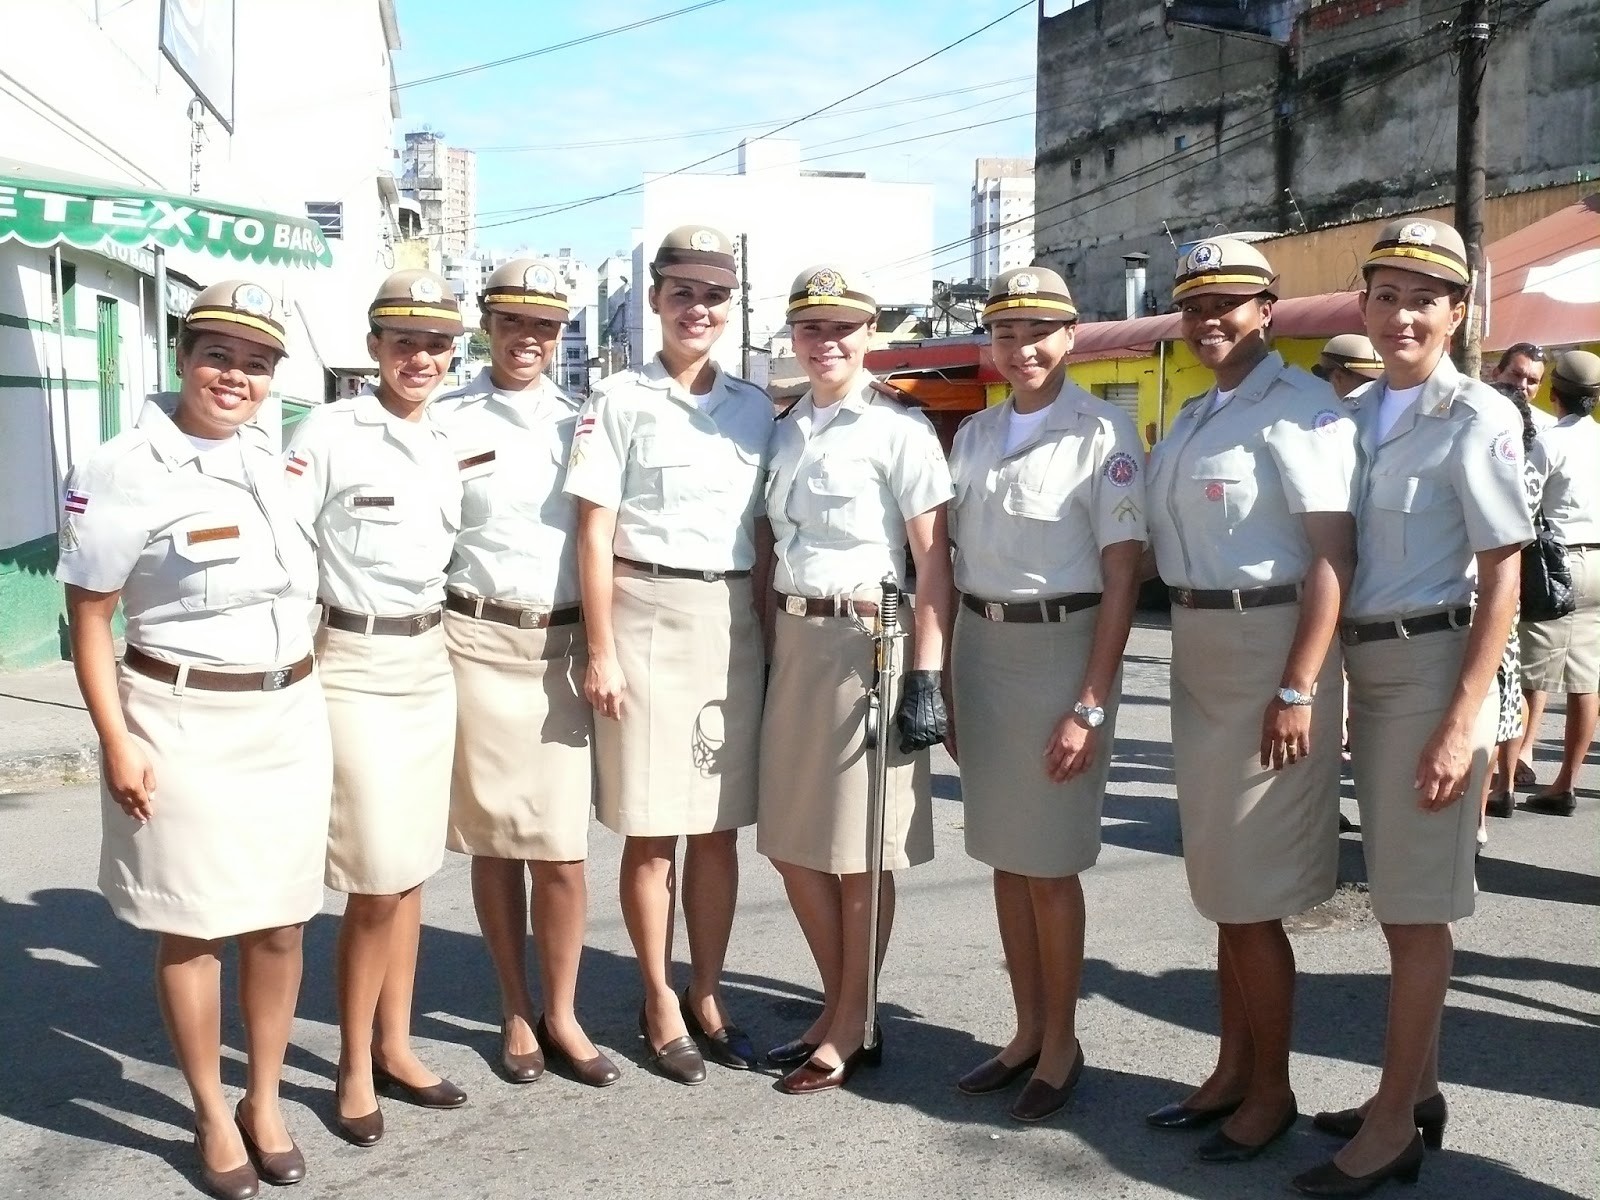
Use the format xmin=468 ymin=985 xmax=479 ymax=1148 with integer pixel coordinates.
xmin=1490 ymin=342 xmax=1554 ymax=429
xmin=58 ymin=281 xmax=329 ymax=1199
xmin=1313 ymin=333 xmax=1385 ymax=401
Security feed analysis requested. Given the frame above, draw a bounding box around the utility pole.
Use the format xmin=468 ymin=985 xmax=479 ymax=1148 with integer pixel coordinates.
xmin=739 ymin=233 xmax=751 ymax=378
xmin=1452 ymin=0 xmax=1491 ymax=377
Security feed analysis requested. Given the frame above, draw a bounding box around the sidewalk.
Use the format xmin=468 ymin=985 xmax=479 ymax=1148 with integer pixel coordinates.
xmin=0 ymin=659 xmax=97 ymax=791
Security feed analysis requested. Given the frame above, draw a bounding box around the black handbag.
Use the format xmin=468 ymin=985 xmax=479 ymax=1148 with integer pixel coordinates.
xmin=1521 ymin=510 xmax=1576 ymax=622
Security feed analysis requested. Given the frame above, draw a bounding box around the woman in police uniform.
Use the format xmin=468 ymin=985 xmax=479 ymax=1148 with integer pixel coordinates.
xmin=285 ymin=270 xmax=464 ymax=1145
xmin=1298 ymin=219 xmax=1531 ymax=1197
xmin=564 ymin=226 xmax=773 ymax=1084
xmin=431 ymin=260 xmax=619 ymax=1088
xmin=1143 ymin=239 xmax=1357 ymax=1163
xmin=947 ymin=267 xmax=1145 ymax=1122
xmin=758 ymin=264 xmax=954 ymax=1095
xmin=59 ymin=282 xmax=330 ymax=1199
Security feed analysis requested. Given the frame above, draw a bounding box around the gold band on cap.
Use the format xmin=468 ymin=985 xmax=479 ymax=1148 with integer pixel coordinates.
xmin=483 ymin=291 xmax=568 ymax=309
xmin=186 ymin=307 xmax=286 ymax=342
xmin=981 ymin=296 xmax=1078 ymax=319
xmin=1364 ymin=244 xmax=1469 ymax=281
xmin=370 ymin=304 xmax=462 ymax=322
xmin=1333 ymin=356 xmax=1386 ymax=373
xmin=787 ymin=293 xmax=877 ymax=317
xmin=1173 ymin=270 xmax=1276 ymax=300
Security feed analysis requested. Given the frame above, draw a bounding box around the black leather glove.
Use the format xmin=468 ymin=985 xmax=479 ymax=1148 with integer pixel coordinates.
xmin=895 ymin=669 xmax=948 ymax=754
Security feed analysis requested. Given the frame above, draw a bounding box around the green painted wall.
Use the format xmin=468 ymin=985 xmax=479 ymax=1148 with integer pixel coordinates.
xmin=0 ymin=534 xmax=67 ymax=669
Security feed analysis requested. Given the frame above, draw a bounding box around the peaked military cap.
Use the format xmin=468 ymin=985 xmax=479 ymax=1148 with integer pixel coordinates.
xmin=1551 ymin=349 xmax=1600 ymax=396
xmin=481 ymin=258 xmax=569 ymax=323
xmin=1173 ymin=238 xmax=1279 ymax=303
xmin=982 ymin=266 xmax=1078 ymax=327
xmin=184 ymin=279 xmax=287 ymax=355
xmin=1318 ymin=333 xmax=1384 ymax=380
xmin=651 ymin=225 xmax=738 ymax=289
xmin=1363 ymin=217 xmax=1470 ymax=288
xmin=368 ymin=269 xmax=463 ymax=335
xmin=785 ymin=264 xmax=877 ymax=325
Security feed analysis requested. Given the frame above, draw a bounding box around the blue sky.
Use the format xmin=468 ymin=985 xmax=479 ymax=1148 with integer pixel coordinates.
xmin=391 ymin=0 xmax=1036 ymax=270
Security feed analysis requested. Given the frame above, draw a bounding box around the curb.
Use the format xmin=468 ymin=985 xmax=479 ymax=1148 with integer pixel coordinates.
xmin=0 ymin=744 xmax=100 ymax=793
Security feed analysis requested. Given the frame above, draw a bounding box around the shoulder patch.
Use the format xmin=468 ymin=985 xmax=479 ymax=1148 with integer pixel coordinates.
xmin=1312 ymin=408 xmax=1344 ymax=434
xmin=1103 ymin=451 xmax=1139 ymax=487
xmin=1493 ymin=430 xmax=1521 ymax=464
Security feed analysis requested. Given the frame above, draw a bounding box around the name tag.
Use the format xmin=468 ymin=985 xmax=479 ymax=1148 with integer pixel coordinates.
xmin=186 ymin=525 xmax=240 ymax=545
xmin=458 ymin=451 xmax=496 ymax=471
xmin=351 ymin=495 xmax=395 ymax=508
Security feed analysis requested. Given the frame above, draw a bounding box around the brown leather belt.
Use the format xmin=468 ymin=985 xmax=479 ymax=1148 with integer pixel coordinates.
xmin=1341 ymin=606 xmax=1473 ymax=646
xmin=615 ymin=555 xmax=751 ymax=582
xmin=124 ymin=646 xmax=314 ymax=692
xmin=961 ymin=593 xmax=1100 ymax=623
xmin=323 ymin=604 xmax=443 ymax=637
xmin=1170 ymin=583 xmax=1301 ymax=611
xmin=445 ymin=588 xmax=581 ymax=629
xmin=779 ymin=592 xmax=879 ymax=620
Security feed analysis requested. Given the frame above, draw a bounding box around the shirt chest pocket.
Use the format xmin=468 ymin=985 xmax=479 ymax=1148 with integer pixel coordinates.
xmin=1366 ymin=473 xmax=1434 ymax=564
xmin=1190 ymin=448 xmax=1258 ymax=527
xmin=171 ymin=522 xmax=245 ymax=612
xmin=801 ymin=458 xmax=878 ymax=537
xmin=632 ymin=434 xmax=696 ymax=511
xmin=338 ymin=493 xmax=405 ymax=567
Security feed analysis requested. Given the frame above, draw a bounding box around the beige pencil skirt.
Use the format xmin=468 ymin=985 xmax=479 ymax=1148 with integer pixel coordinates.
xmin=953 ymin=603 xmax=1117 ymax=878
xmin=319 ymin=622 xmax=455 ymax=895
xmin=757 ymin=608 xmax=933 ymax=874
xmin=594 ymin=566 xmax=762 ymax=837
xmin=445 ymin=610 xmax=594 ymax=861
xmin=1521 ymin=544 xmax=1600 ymax=693
xmin=1347 ymin=626 xmax=1496 ymax=924
xmin=100 ymin=659 xmax=333 ymax=940
xmin=1170 ymin=603 xmax=1343 ymax=924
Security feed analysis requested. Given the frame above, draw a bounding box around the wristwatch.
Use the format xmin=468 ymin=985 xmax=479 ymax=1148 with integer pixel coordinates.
xmin=1073 ymin=702 xmax=1106 ymax=728
xmin=1275 ymin=686 xmax=1316 ymax=707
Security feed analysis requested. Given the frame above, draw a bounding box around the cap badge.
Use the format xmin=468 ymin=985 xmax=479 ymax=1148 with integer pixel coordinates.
xmin=689 ymin=229 xmax=718 ymax=252
xmin=410 ymin=276 xmax=445 ymax=303
xmin=805 ymin=268 xmax=846 ymax=298
xmin=1188 ymin=241 xmax=1222 ymax=271
xmin=232 ymin=284 xmax=274 ymax=318
xmin=1398 ymin=222 xmax=1436 ymax=246
xmin=1007 ymin=271 xmax=1039 ymax=296
xmin=526 ymin=264 xmax=559 ymax=293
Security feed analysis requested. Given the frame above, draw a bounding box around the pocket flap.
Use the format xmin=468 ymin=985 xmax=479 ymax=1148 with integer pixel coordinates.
xmin=635 ymin=435 xmax=692 ymax=468
xmin=1002 ymin=483 xmax=1071 ymax=521
xmin=807 ymin=459 xmax=873 ymax=497
xmin=1191 ymin=448 xmax=1251 ymax=483
xmin=172 ymin=523 xmax=243 ymax=563
xmin=343 ymin=492 xmax=404 ymax=523
xmin=1369 ymin=474 xmax=1431 ymax=513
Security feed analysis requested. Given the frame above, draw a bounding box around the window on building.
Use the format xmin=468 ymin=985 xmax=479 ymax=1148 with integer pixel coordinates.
xmin=568 ymin=318 xmax=581 ymax=331
xmin=1174 ymin=134 xmax=1189 ymax=152
xmin=1096 ymin=383 xmax=1140 ymax=424
xmin=1070 ymin=158 xmax=1082 ymax=179
xmin=1104 ymin=147 xmax=1116 ymax=171
xmin=305 ymin=202 xmax=344 ymax=239
xmin=565 ymin=346 xmax=582 ymax=361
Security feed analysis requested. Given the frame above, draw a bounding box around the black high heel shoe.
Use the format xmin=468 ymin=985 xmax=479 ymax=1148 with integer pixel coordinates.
xmin=768 ymin=1025 xmax=882 ymax=1068
xmin=1312 ymin=1094 xmax=1447 ymax=1150
xmin=1195 ymin=1099 xmax=1298 ymax=1162
xmin=1291 ymin=1132 xmax=1425 ymax=1197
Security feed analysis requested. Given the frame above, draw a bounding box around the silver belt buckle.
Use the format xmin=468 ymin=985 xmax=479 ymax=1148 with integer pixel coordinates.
xmin=517 ymin=607 xmax=541 ymax=629
xmin=701 ymin=569 xmax=719 ymax=582
xmin=784 ymin=595 xmax=807 ymax=617
xmin=984 ymin=601 xmax=1005 ymax=622
xmin=262 ymin=667 xmax=293 ymax=691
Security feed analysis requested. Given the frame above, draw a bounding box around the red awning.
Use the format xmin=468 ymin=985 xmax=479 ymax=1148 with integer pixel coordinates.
xmin=1485 ymin=195 xmax=1600 ymax=350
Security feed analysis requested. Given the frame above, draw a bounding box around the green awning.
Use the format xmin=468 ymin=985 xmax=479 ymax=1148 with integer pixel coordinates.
xmin=0 ymin=158 xmax=333 ymax=269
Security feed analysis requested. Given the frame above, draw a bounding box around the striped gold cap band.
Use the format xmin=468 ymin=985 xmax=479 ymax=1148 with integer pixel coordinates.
xmin=981 ymin=295 xmax=1078 ymax=322
xmin=370 ymin=304 xmax=462 ymax=322
xmin=1363 ymin=241 xmax=1470 ymax=283
xmin=483 ymin=290 xmax=568 ymax=309
xmin=1173 ymin=267 xmax=1275 ymax=300
xmin=186 ymin=306 xmax=285 ymax=342
xmin=1333 ymin=355 xmax=1385 ymax=372
xmin=786 ymin=292 xmax=878 ymax=317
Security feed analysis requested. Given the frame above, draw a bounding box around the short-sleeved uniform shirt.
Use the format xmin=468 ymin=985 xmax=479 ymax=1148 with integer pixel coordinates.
xmin=55 ymin=396 xmax=317 ymax=668
xmin=283 ymin=388 xmax=461 ymax=615
xmin=767 ymin=375 xmax=955 ymax=598
xmin=1147 ymin=352 xmax=1357 ymax=590
xmin=949 ymin=383 xmax=1148 ymax=599
xmin=1527 ymin=412 xmax=1600 ymax=545
xmin=431 ymin=369 xmax=583 ymax=608
xmin=562 ymin=356 xmax=773 ymax=572
xmin=1346 ymin=356 xmax=1535 ymax=620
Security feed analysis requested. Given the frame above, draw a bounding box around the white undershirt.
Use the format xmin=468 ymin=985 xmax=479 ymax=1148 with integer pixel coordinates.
xmin=809 ymin=400 xmax=844 ymax=435
xmin=1207 ymin=387 xmax=1237 ymax=418
xmin=185 ymin=433 xmax=239 ymax=472
xmin=1377 ymin=383 xmax=1425 ymax=441
xmin=1004 ymin=403 xmax=1051 ymax=455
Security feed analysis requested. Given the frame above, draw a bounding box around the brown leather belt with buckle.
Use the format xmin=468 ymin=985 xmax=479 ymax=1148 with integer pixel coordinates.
xmin=1169 ymin=583 xmax=1301 ymax=611
xmin=445 ymin=589 xmax=581 ymax=629
xmin=961 ymin=593 xmax=1100 ymax=623
xmin=124 ymin=646 xmax=314 ymax=692
xmin=323 ymin=604 xmax=443 ymax=637
xmin=615 ymin=555 xmax=751 ymax=582
xmin=1341 ymin=606 xmax=1473 ymax=646
xmin=779 ymin=593 xmax=879 ymax=620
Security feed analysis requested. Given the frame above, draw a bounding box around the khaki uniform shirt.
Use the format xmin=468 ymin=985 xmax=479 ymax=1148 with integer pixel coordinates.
xmin=562 ymin=356 xmax=773 ymax=572
xmin=1346 ymin=356 xmax=1535 ymax=620
xmin=55 ymin=395 xmax=317 ymax=668
xmin=949 ymin=384 xmax=1148 ymax=598
xmin=768 ymin=375 xmax=955 ymax=598
xmin=284 ymin=389 xmax=461 ymax=615
xmin=431 ymin=369 xmax=582 ymax=608
xmin=1147 ymin=353 xmax=1357 ymax=590
xmin=1528 ymin=413 xmax=1600 ymax=546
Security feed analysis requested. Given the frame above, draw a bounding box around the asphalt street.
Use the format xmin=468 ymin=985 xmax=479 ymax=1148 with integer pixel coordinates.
xmin=1 ymin=622 xmax=1595 ymax=1200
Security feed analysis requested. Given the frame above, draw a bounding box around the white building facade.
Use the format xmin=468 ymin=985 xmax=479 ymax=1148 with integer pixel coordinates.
xmin=970 ymin=156 xmax=1035 ymax=284
xmin=628 ymin=138 xmax=934 ymax=375
xmin=401 ymin=131 xmax=476 ymax=262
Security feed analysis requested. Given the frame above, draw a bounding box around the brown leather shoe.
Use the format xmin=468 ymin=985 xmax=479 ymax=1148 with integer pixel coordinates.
xmin=371 ymin=1064 xmax=467 ymax=1109
xmin=193 ymin=1128 xmax=260 ymax=1200
xmin=1009 ymin=1042 xmax=1085 ymax=1122
xmin=537 ymin=1015 xmax=621 ymax=1088
xmin=776 ymin=1044 xmax=874 ymax=1096
xmin=333 ymin=1106 xmax=383 ymax=1148
xmin=638 ymin=1010 xmax=707 ymax=1085
xmin=956 ymin=1052 xmax=1039 ymax=1095
xmin=233 ymin=1104 xmax=305 ymax=1186
xmin=498 ymin=1022 xmax=545 ymax=1084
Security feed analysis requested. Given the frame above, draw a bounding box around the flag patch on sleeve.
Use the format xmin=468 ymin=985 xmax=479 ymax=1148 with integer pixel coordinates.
xmin=286 ymin=453 xmax=309 ymax=477
xmin=64 ymin=489 xmax=90 ymax=515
